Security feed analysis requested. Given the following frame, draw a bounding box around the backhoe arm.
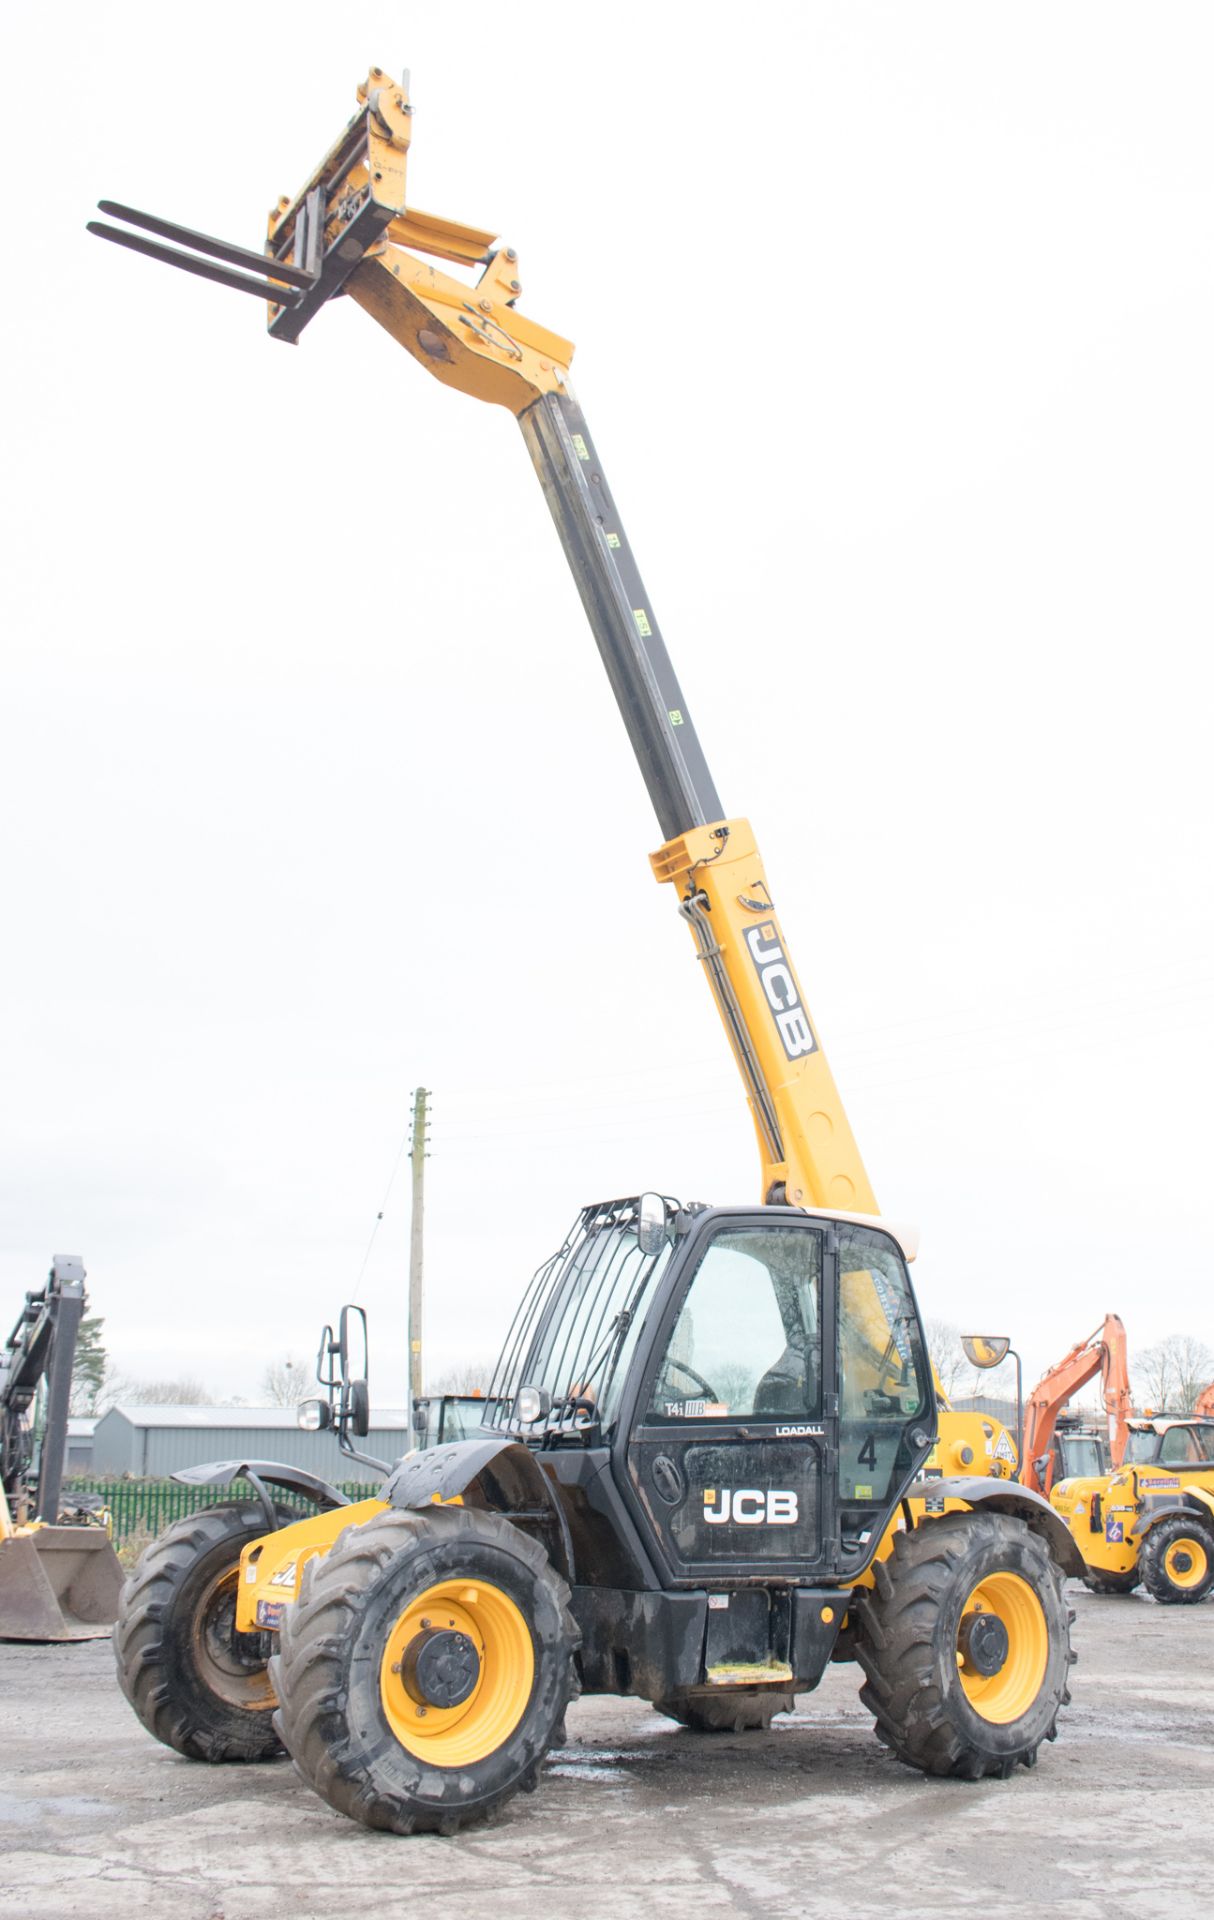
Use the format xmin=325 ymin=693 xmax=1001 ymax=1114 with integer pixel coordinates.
xmin=88 ymin=66 xmax=876 ymax=1217
xmin=1021 ymin=1314 xmax=1131 ymax=1495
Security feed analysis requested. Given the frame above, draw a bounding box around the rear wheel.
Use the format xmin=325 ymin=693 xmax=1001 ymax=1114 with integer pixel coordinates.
xmin=114 ymin=1500 xmax=289 ymax=1762
xmin=1082 ymin=1567 xmax=1140 ymax=1596
xmin=1139 ymin=1516 xmax=1214 ymax=1605
xmin=655 ymin=1687 xmax=795 ymax=1733
xmin=855 ymin=1511 xmax=1074 ymax=1779
xmin=273 ymin=1505 xmax=579 ymax=1834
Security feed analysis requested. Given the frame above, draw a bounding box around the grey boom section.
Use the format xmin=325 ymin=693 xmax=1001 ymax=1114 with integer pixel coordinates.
xmin=518 ymin=390 xmax=723 ymax=843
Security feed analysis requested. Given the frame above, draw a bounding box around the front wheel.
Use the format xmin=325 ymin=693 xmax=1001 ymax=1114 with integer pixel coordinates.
xmin=654 ymin=1686 xmax=795 ymax=1733
xmin=1138 ymin=1515 xmax=1214 ymax=1605
xmin=273 ymin=1505 xmax=579 ymax=1834
xmin=855 ymin=1511 xmax=1075 ymax=1779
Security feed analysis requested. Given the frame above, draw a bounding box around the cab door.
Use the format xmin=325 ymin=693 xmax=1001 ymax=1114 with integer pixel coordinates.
xmin=622 ymin=1217 xmax=836 ymax=1582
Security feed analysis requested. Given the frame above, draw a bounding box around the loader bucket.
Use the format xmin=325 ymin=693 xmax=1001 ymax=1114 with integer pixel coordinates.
xmin=0 ymin=1526 xmax=124 ymax=1641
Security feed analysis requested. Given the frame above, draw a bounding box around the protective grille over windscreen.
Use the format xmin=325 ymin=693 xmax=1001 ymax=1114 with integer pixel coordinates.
xmin=487 ymin=1197 xmax=674 ymax=1436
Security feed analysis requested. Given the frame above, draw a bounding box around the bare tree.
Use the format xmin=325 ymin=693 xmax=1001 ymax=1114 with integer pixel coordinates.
xmin=923 ymin=1318 xmax=968 ymax=1399
xmin=260 ymin=1356 xmax=309 ymax=1407
xmin=116 ymin=1376 xmax=215 ymax=1406
xmin=431 ymin=1359 xmax=495 ymax=1395
xmin=1135 ymin=1334 xmax=1214 ymax=1414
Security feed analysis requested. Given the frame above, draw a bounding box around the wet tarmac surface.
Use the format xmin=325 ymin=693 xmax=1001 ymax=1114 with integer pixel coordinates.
xmin=1 ymin=1585 xmax=1210 ymax=1919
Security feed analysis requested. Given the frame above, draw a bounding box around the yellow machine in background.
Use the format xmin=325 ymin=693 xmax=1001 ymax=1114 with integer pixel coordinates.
xmin=1053 ymin=1414 xmax=1214 ymax=1602
xmin=92 ymin=66 xmax=1083 ymax=1837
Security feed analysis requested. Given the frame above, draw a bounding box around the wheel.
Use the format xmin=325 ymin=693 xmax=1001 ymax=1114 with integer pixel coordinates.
xmin=654 ymin=1686 xmax=795 ymax=1732
xmin=1082 ymin=1567 xmax=1140 ymax=1596
xmin=114 ymin=1500 xmax=290 ymax=1762
xmin=272 ymin=1504 xmax=579 ymax=1834
xmin=1138 ymin=1516 xmax=1214 ymax=1605
xmin=854 ymin=1510 xmax=1075 ymax=1779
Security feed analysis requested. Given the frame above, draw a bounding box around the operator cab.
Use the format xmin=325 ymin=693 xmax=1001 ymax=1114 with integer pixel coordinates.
xmin=1122 ymin=1418 xmax=1214 ymax=1468
xmin=486 ymin=1193 xmax=936 ymax=1583
xmin=1053 ymin=1418 xmax=1107 ymax=1483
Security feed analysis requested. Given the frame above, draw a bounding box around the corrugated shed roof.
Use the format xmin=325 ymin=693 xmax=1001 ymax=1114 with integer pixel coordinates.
xmin=103 ymin=1404 xmax=409 ymax=1429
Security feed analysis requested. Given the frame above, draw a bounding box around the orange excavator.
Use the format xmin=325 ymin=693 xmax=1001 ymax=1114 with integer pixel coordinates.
xmin=1021 ymin=1315 xmax=1133 ymax=1497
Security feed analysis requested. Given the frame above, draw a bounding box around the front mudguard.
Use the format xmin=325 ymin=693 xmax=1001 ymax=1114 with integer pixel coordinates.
xmin=1135 ymin=1496 xmax=1214 ymax=1541
xmin=172 ymin=1458 xmax=354 ymax=1530
xmin=905 ymin=1474 xmax=1087 ymax=1579
xmin=384 ymin=1436 xmax=574 ymax=1581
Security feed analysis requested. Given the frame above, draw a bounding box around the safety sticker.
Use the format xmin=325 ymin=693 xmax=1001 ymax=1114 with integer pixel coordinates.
xmin=668 ymin=709 xmax=684 ymax=726
xmin=633 ymin=608 xmax=653 ymax=637
xmin=571 ymin=433 xmax=590 ymax=460
xmin=606 ymin=531 xmax=621 ymax=548
xmin=993 ymin=1430 xmax=1018 ymax=1466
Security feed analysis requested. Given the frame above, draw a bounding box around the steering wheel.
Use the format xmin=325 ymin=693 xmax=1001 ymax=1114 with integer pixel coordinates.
xmin=663 ymin=1357 xmax=722 ymax=1403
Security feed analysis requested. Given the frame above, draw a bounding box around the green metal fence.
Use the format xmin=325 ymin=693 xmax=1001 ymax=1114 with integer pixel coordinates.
xmin=64 ymin=1476 xmax=380 ymax=1545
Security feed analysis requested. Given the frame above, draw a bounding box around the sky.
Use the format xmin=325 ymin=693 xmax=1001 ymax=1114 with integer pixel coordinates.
xmin=2 ymin=5 xmax=1212 ymax=1411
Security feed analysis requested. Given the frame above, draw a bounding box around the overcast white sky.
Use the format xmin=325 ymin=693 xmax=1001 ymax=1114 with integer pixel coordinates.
xmin=2 ymin=5 xmax=1211 ymax=1410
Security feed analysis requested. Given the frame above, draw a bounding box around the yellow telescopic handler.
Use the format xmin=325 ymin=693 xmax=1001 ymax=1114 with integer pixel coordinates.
xmin=90 ymin=67 xmax=1084 ymax=1835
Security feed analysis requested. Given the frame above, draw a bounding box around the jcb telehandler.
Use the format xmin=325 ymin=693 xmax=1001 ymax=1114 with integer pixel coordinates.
xmin=1052 ymin=1414 xmax=1214 ymax=1603
xmin=92 ymin=67 xmax=1083 ymax=1834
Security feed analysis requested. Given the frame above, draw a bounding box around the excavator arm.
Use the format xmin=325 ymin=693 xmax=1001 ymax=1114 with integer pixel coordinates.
xmin=89 ymin=66 xmax=873 ymax=1218
xmin=1021 ymin=1313 xmax=1131 ymax=1496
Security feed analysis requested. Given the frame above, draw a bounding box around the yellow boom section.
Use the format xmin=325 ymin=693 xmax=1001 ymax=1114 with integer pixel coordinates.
xmin=651 ymin=822 xmax=876 ymax=1212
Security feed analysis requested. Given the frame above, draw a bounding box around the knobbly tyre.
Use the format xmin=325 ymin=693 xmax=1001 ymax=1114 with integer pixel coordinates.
xmin=96 ymin=68 xmax=1084 ymax=1833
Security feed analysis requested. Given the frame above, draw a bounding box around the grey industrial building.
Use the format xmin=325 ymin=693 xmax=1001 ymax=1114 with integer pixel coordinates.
xmin=89 ymin=1405 xmax=412 ymax=1480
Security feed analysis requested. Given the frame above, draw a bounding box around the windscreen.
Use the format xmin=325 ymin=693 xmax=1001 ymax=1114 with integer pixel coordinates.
xmin=487 ymin=1198 xmax=673 ymax=1436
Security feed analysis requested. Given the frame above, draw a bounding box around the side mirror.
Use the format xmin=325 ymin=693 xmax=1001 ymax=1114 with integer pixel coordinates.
xmin=637 ymin=1192 xmax=667 ymax=1256
xmin=962 ymin=1334 xmax=1011 ymax=1370
xmin=347 ymin=1378 xmax=371 ymax=1438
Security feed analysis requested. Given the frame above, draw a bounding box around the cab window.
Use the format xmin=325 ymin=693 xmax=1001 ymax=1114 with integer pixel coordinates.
xmin=648 ymin=1226 xmax=822 ymax=1420
xmin=1159 ymin=1426 xmax=1203 ymax=1466
xmin=837 ymin=1224 xmax=930 ymax=1505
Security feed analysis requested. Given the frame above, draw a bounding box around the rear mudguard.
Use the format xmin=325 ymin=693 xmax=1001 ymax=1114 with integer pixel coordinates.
xmin=905 ymin=1474 xmax=1087 ymax=1578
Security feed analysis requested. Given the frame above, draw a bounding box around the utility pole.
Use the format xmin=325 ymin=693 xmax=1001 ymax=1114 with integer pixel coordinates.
xmin=408 ymin=1087 xmax=430 ymax=1413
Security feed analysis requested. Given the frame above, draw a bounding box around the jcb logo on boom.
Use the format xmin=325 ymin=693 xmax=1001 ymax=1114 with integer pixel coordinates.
xmin=703 ymin=1488 xmax=799 ymax=1525
xmin=744 ymin=922 xmax=817 ymax=1061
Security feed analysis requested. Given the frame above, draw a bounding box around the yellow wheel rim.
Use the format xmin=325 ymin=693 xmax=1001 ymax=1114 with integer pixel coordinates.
xmin=955 ymin=1571 xmax=1049 ymax=1725
xmin=1163 ymin=1537 xmax=1209 ymax=1590
xmin=378 ymin=1578 xmax=534 ymax=1766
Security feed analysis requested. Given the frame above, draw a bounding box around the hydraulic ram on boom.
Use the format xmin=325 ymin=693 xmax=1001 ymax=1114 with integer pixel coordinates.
xmin=89 ymin=65 xmax=871 ymax=1219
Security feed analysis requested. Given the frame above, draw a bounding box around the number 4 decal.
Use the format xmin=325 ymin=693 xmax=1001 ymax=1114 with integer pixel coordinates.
xmin=857 ymin=1433 xmax=878 ymax=1469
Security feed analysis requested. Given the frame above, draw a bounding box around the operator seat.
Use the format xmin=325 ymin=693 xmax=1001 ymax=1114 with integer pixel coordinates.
xmin=753 ymin=1343 xmax=820 ymax=1417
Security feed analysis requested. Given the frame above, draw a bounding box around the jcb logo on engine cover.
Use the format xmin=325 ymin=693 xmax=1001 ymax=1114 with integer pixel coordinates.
xmin=744 ymin=922 xmax=817 ymax=1060
xmin=703 ymin=1488 xmax=799 ymax=1525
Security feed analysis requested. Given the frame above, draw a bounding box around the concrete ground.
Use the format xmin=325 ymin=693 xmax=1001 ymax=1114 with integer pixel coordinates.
xmin=2 ymin=1586 xmax=1210 ymax=1920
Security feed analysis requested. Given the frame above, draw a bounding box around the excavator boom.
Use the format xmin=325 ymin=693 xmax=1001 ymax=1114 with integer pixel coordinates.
xmin=1022 ymin=1313 xmax=1132 ymax=1495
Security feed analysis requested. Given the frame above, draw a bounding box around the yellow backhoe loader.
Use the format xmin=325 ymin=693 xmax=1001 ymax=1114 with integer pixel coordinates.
xmin=0 ymin=1257 xmax=123 ymax=1639
xmin=89 ymin=66 xmax=1083 ymax=1834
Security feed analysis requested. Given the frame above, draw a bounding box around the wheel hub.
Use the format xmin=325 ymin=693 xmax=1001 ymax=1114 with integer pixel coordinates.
xmin=401 ymin=1627 xmax=481 ymax=1708
xmin=1170 ymin=1548 xmax=1194 ymax=1575
xmin=958 ymin=1608 xmax=1010 ymax=1677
